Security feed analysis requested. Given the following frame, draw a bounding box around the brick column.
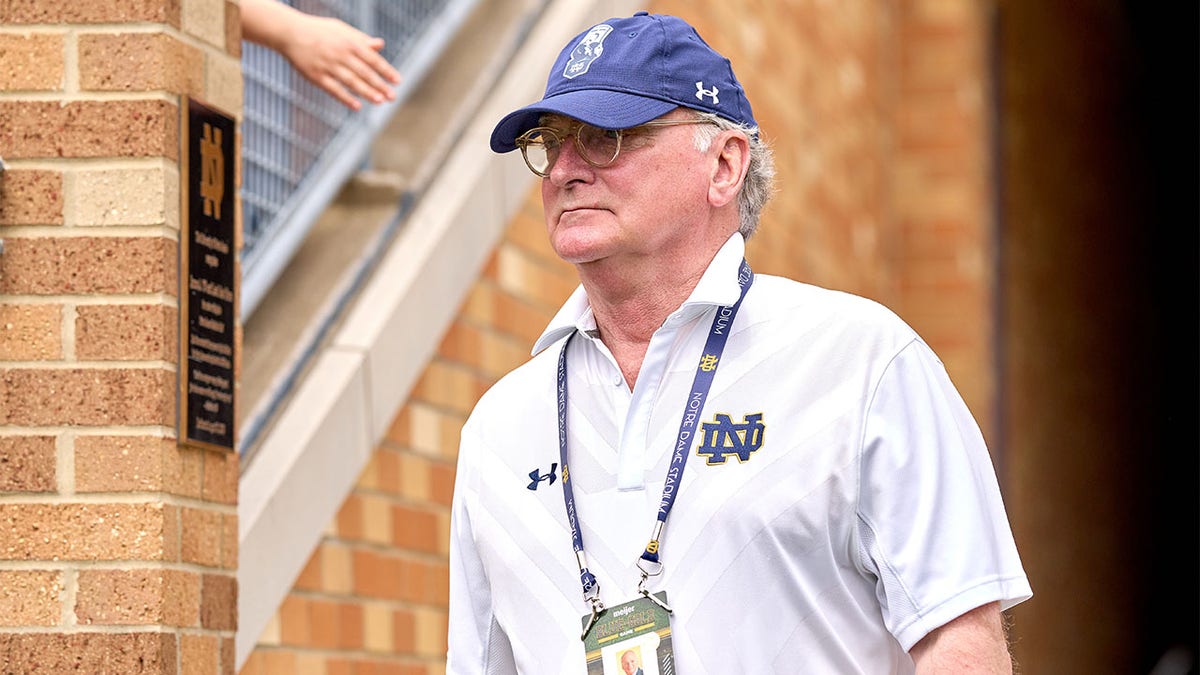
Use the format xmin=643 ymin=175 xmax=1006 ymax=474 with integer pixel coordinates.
xmin=0 ymin=1 xmax=241 ymax=672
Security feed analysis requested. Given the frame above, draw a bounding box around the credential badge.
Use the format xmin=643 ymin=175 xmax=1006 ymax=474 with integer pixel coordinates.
xmin=563 ymin=24 xmax=613 ymax=79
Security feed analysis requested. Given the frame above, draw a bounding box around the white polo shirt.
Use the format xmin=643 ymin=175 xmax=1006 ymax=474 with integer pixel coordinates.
xmin=448 ymin=234 xmax=1031 ymax=674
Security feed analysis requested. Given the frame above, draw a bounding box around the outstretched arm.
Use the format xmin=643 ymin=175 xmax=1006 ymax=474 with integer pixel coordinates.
xmin=241 ymin=0 xmax=402 ymax=110
xmin=910 ymin=602 xmax=1014 ymax=674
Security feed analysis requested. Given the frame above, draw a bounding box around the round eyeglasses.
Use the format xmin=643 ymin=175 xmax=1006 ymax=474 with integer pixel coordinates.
xmin=514 ymin=119 xmax=713 ymax=178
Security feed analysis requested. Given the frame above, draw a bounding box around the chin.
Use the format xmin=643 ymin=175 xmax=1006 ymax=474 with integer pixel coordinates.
xmin=549 ymin=233 xmax=612 ymax=265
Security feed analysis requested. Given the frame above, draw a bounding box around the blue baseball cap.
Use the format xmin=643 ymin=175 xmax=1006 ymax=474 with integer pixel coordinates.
xmin=490 ymin=11 xmax=757 ymax=153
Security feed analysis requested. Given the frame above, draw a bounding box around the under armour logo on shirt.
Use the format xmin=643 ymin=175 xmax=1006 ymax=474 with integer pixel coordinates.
xmin=696 ymin=81 xmax=719 ymax=105
xmin=527 ymin=463 xmax=558 ymax=490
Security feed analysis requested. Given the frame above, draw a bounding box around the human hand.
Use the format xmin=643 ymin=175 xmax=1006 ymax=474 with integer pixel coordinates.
xmin=279 ymin=12 xmax=403 ymax=110
xmin=241 ymin=0 xmax=402 ymax=111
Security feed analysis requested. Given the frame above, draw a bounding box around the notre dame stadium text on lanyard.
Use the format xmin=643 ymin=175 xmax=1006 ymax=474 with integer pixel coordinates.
xmin=555 ymin=260 xmax=753 ymax=672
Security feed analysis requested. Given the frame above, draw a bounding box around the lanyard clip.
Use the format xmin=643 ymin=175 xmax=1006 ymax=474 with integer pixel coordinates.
xmin=580 ymin=596 xmax=605 ymax=640
xmin=636 ymin=559 xmax=673 ymax=613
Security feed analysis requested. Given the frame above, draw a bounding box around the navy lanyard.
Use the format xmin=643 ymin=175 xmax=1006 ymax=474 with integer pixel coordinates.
xmin=556 ymin=260 xmax=753 ymax=632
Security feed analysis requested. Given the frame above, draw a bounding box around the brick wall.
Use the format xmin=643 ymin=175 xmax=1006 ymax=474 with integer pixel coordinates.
xmin=0 ymin=1 xmax=241 ymax=672
xmin=242 ymin=1 xmax=996 ymax=673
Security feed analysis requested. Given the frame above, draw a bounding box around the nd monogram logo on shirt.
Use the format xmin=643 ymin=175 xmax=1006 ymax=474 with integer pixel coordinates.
xmin=696 ymin=413 xmax=765 ymax=465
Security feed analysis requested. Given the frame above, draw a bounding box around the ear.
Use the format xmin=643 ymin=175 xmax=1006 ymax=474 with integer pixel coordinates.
xmin=708 ymin=131 xmax=750 ymax=209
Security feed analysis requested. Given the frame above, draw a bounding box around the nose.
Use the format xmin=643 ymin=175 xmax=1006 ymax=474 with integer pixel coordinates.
xmin=546 ymin=135 xmax=592 ymax=185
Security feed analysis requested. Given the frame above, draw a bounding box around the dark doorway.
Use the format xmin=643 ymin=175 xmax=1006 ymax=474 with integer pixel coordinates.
xmin=997 ymin=2 xmax=1198 ymax=672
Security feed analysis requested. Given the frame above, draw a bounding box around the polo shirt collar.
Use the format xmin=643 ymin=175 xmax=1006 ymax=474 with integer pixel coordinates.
xmin=531 ymin=233 xmax=748 ymax=356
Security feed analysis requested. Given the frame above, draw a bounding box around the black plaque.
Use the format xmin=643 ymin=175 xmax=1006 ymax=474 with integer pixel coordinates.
xmin=179 ymin=98 xmax=237 ymax=451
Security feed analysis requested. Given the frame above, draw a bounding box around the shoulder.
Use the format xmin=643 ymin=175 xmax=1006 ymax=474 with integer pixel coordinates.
xmin=739 ymin=273 xmax=921 ymax=362
xmin=462 ymin=337 xmax=563 ymax=436
xmin=748 ymin=274 xmax=910 ymax=324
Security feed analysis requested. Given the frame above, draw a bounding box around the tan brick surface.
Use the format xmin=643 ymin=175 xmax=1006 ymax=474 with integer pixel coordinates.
xmin=102 ymin=435 xmax=185 ymax=505
xmin=351 ymin=548 xmax=401 ymax=601
xmin=413 ymin=607 xmax=447 ymax=657
xmin=362 ymin=602 xmax=393 ymax=654
xmin=397 ymin=557 xmax=427 ymax=604
xmin=307 ymin=598 xmax=340 ymax=650
xmin=204 ymin=51 xmax=243 ymax=116
xmin=359 ymin=494 xmax=392 ymax=546
xmin=0 ymin=33 xmax=64 ymax=91
xmin=435 ymin=321 xmax=482 ymax=372
xmin=75 ymin=304 xmax=176 ymax=361
xmin=334 ymin=493 xmax=362 ymax=540
xmin=338 ymin=603 xmax=364 ymax=650
xmin=200 ymin=572 xmax=236 ymax=630
xmin=391 ymin=403 xmax=464 ymax=460
xmin=410 ymin=363 xmax=488 ymax=418
xmin=181 ymin=633 xmax=220 ymax=675
xmin=221 ymin=637 xmax=235 ymax=675
xmin=0 ymin=502 xmax=168 ymax=561
xmin=0 ymin=100 xmax=179 ymax=160
xmin=2 ymin=0 xmax=182 ymax=24
xmin=175 ymin=445 xmax=207 ymax=499
xmin=321 ymin=542 xmax=353 ymax=595
xmin=259 ymin=651 xmax=297 ymax=673
xmin=163 ymin=503 xmax=182 ymax=563
xmin=0 ymin=169 xmax=64 ymax=226
xmin=79 ymin=32 xmax=203 ymax=94
xmin=439 ymin=322 xmax=529 ymax=380
xmin=0 ymin=304 xmax=62 ymax=361
xmin=390 ymin=608 xmax=414 ymax=655
xmin=223 ymin=0 xmax=241 ymax=57
xmin=182 ymin=0 xmax=227 ymax=49
xmin=392 ymin=505 xmax=438 ymax=554
xmin=202 ymin=447 xmax=238 ymax=505
xmin=395 ymin=452 xmax=431 ymax=502
xmin=75 ymin=567 xmax=199 ymax=626
xmin=240 ymin=650 xmax=272 ymax=674
xmin=503 ymin=203 xmax=560 ymax=261
xmin=0 ymin=570 xmax=62 ymax=626
xmin=0 ymin=631 xmax=177 ymax=672
xmin=463 ymin=284 xmax=551 ymax=346
xmin=181 ymin=506 xmax=223 ymax=567
xmin=293 ymin=549 xmax=321 ymax=591
xmin=164 ymin=568 xmax=203 ymax=627
xmin=72 ymin=165 xmax=179 ymax=227
xmin=278 ymin=594 xmax=309 ymax=647
xmin=0 ymin=236 xmax=176 ymax=295
xmin=221 ymin=512 xmax=238 ymax=570
xmin=0 ymin=435 xmax=56 ymax=493
xmin=0 ymin=367 xmax=174 ymax=426
xmin=429 ymin=460 xmax=454 ymax=507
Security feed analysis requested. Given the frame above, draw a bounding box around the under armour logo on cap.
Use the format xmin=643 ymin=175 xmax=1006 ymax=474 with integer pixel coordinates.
xmin=490 ymin=12 xmax=758 ymax=153
xmin=695 ymin=81 xmax=720 ymax=105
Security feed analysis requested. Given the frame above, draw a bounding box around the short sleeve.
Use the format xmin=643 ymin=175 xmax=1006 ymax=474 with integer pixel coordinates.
xmin=447 ymin=423 xmax=519 ymax=674
xmin=855 ymin=339 xmax=1032 ymax=651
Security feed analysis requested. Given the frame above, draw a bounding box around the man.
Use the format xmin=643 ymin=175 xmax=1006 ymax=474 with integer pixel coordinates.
xmin=619 ymin=649 xmax=643 ymax=675
xmin=448 ymin=11 xmax=1031 ymax=674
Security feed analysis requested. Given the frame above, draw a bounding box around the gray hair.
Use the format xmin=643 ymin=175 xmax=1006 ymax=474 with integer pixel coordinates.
xmin=690 ymin=111 xmax=776 ymax=239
